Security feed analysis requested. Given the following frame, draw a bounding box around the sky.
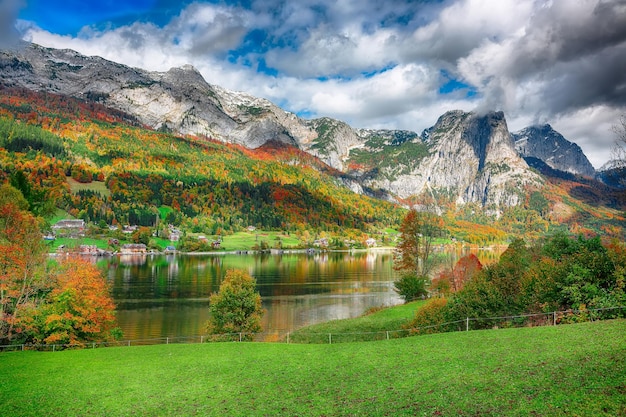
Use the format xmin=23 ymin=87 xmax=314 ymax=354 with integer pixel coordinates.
xmin=1 ymin=0 xmax=625 ymax=168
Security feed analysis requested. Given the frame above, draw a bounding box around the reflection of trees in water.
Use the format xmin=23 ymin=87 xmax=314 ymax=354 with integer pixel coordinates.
xmin=107 ymin=252 xmax=405 ymax=338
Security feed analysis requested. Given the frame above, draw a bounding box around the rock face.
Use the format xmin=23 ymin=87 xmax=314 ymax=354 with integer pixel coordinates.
xmin=0 ymin=42 xmax=550 ymax=214
xmin=598 ymin=160 xmax=626 ymax=189
xmin=0 ymin=42 xmax=364 ymax=170
xmin=357 ymin=111 xmax=542 ymax=215
xmin=512 ymin=125 xmax=596 ymax=178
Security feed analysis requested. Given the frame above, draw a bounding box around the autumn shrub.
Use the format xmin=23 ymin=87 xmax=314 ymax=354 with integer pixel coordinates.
xmin=405 ymin=297 xmax=449 ymax=334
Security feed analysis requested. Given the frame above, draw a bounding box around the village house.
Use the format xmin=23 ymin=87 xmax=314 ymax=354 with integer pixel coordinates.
xmin=313 ymin=238 xmax=329 ymax=248
xmin=79 ymin=245 xmax=100 ymax=254
xmin=365 ymin=237 xmax=377 ymax=247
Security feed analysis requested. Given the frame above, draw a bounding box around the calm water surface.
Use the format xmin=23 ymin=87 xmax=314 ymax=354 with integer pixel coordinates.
xmin=101 ymin=250 xmax=402 ymax=339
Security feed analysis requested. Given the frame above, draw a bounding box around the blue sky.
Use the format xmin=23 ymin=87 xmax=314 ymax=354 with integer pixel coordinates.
xmin=3 ymin=0 xmax=626 ymax=167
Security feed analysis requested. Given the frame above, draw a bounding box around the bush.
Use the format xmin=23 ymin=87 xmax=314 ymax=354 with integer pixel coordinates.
xmin=394 ymin=274 xmax=428 ymax=302
xmin=405 ymin=297 xmax=449 ymax=334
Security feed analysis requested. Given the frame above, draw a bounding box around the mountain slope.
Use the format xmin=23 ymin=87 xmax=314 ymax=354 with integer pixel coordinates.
xmin=2 ymin=42 xmax=623 ymax=235
xmin=0 ymin=43 xmax=542 ymax=214
xmin=0 ymin=43 xmax=358 ymax=169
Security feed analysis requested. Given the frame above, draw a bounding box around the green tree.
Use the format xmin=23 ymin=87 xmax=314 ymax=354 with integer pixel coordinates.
xmin=394 ymin=274 xmax=429 ymax=302
xmin=206 ymin=269 xmax=264 ymax=339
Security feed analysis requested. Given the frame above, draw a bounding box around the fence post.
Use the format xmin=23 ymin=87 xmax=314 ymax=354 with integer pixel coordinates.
xmin=239 ymin=333 xmax=242 ymax=342
xmin=287 ymin=332 xmax=290 ymax=344
xmin=92 ymin=343 xmax=95 ymax=349
xmin=553 ymin=311 xmax=557 ymax=326
xmin=328 ymin=333 xmax=332 ymax=344
xmin=53 ymin=344 xmax=55 ymax=352
xmin=21 ymin=344 xmax=24 ymax=351
xmin=201 ymin=336 xmax=204 ymax=343
xmin=386 ymin=331 xmax=389 ymax=340
xmin=166 ymin=337 xmax=169 ymax=345
xmin=128 ymin=340 xmax=131 ymax=347
xmin=466 ymin=317 xmax=469 ymax=331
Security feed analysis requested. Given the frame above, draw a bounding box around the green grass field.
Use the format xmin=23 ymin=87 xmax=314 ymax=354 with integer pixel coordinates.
xmin=66 ymin=177 xmax=111 ymax=197
xmin=289 ymin=300 xmax=426 ymax=343
xmin=220 ymin=231 xmax=302 ymax=251
xmin=1 ymin=319 xmax=624 ymax=416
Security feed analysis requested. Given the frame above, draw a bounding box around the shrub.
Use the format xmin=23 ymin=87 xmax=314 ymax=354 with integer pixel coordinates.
xmin=394 ymin=273 xmax=428 ymax=302
xmin=405 ymin=298 xmax=449 ymax=334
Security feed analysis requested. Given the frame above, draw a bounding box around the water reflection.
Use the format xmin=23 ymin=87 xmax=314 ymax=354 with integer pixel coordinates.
xmin=100 ymin=251 xmax=402 ymax=339
xmin=100 ymin=246 xmax=504 ymax=340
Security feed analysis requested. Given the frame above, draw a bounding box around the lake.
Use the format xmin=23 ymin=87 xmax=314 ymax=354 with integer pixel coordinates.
xmin=100 ymin=246 xmax=505 ymax=340
xmin=101 ymin=250 xmax=402 ymax=340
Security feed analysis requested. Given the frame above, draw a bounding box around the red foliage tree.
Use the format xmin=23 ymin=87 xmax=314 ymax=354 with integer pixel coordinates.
xmin=451 ymin=254 xmax=483 ymax=293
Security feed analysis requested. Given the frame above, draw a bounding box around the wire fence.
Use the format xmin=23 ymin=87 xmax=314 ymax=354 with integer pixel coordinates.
xmin=1 ymin=305 xmax=624 ymax=352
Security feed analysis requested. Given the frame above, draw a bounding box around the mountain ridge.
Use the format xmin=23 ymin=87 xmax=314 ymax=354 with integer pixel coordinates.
xmin=0 ymin=42 xmax=608 ymax=217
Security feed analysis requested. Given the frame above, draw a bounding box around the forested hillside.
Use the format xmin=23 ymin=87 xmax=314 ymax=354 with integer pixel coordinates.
xmin=0 ymin=86 xmax=623 ymax=246
xmin=0 ymin=86 xmax=402 ymax=241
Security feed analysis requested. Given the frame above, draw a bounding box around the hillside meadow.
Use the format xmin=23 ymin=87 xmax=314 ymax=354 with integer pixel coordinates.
xmin=1 ymin=319 xmax=624 ymax=416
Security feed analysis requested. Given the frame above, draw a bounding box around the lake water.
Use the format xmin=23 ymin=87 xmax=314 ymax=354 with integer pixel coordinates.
xmin=101 ymin=250 xmax=402 ymax=340
xmin=100 ymin=246 xmax=505 ymax=340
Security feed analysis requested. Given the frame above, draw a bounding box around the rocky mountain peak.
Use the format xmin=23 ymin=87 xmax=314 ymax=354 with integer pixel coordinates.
xmin=0 ymin=42 xmax=558 ymax=216
xmin=512 ymin=124 xmax=596 ymax=178
xmin=358 ymin=110 xmax=542 ymax=216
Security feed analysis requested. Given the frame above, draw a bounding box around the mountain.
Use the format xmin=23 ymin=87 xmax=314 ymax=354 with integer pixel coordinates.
xmin=0 ymin=42 xmax=360 ymax=171
xmin=349 ymin=111 xmax=542 ymax=215
xmin=0 ymin=43 xmax=624 ymax=241
xmin=512 ymin=124 xmax=596 ymax=178
xmin=1 ymin=41 xmax=614 ymax=220
xmin=598 ymin=160 xmax=626 ymax=189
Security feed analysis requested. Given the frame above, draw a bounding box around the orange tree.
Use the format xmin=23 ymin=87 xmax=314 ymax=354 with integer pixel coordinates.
xmin=0 ymin=184 xmax=52 ymax=344
xmin=0 ymin=184 xmax=118 ymax=347
xmin=26 ymin=257 xmax=118 ymax=347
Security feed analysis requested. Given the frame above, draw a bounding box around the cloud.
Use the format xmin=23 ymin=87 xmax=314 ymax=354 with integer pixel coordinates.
xmin=457 ymin=0 xmax=626 ymax=117
xmin=0 ymin=0 xmax=24 ymax=48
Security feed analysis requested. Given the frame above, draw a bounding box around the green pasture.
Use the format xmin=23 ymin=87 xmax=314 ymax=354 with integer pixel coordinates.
xmin=1 ymin=320 xmax=624 ymax=416
xmin=289 ymin=300 xmax=426 ymax=343
xmin=219 ymin=231 xmax=302 ymax=251
xmin=66 ymin=177 xmax=110 ymax=197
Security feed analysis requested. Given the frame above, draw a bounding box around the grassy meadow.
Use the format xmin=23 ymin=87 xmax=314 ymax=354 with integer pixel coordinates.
xmin=289 ymin=300 xmax=426 ymax=343
xmin=1 ymin=319 xmax=624 ymax=416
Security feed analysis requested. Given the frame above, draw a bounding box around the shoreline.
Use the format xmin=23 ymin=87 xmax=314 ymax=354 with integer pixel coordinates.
xmin=50 ymin=246 xmax=398 ymax=257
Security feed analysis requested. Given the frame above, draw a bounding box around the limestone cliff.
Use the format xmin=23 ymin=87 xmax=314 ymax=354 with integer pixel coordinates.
xmin=1 ymin=42 xmax=548 ymax=215
xmin=512 ymin=124 xmax=596 ymax=178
